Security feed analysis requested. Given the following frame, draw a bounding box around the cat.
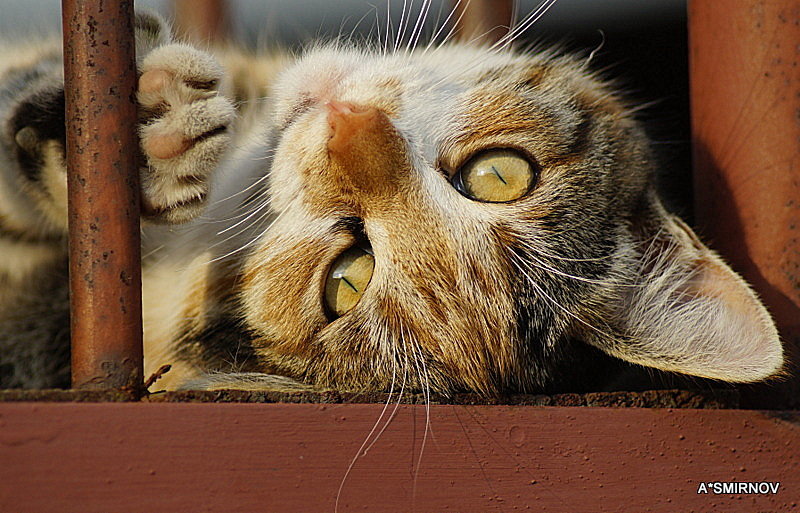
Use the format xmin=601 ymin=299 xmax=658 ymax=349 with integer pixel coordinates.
xmin=0 ymin=10 xmax=784 ymax=394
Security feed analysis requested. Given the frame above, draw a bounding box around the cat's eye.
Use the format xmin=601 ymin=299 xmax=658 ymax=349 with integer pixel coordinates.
xmin=453 ymin=149 xmax=536 ymax=203
xmin=324 ymin=244 xmax=375 ymax=318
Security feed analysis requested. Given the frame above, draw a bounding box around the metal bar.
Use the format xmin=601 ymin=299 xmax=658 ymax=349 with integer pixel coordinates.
xmin=62 ymin=0 xmax=143 ymax=391
xmin=689 ymin=0 xmax=800 ymax=407
xmin=173 ymin=0 xmax=229 ymax=43
xmin=454 ymin=0 xmax=514 ymax=44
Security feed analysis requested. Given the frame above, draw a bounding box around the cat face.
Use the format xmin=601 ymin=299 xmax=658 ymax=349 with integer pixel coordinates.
xmin=237 ymin=44 xmax=782 ymax=393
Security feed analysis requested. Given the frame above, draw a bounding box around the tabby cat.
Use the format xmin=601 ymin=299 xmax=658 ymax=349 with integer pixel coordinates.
xmin=0 ymin=11 xmax=783 ymax=393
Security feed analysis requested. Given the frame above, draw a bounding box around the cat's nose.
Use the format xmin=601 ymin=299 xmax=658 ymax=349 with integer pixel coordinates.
xmin=324 ymin=100 xmax=408 ymax=201
xmin=326 ymin=101 xmax=381 ymax=154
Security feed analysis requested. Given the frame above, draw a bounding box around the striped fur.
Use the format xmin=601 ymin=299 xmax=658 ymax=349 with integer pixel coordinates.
xmin=0 ymin=13 xmax=782 ymax=392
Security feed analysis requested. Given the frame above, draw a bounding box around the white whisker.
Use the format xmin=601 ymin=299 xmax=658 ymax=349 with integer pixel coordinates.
xmin=334 ymin=324 xmax=399 ymax=513
xmin=509 ymin=253 xmax=617 ymax=340
xmin=489 ymin=0 xmax=559 ymax=52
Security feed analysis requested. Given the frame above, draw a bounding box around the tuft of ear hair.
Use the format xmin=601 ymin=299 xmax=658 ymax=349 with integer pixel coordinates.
xmin=592 ymin=193 xmax=783 ymax=383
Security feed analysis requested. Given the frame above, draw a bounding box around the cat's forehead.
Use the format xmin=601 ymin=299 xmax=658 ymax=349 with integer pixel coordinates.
xmin=270 ymin=45 xmax=577 ymax=162
xmin=274 ymin=44 xmax=529 ymax=101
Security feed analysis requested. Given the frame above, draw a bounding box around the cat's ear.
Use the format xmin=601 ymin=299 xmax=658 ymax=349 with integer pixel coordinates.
xmin=592 ymin=196 xmax=783 ymax=382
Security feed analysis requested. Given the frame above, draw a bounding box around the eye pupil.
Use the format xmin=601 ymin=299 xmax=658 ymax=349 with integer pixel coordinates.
xmin=454 ymin=149 xmax=536 ymax=203
xmin=490 ymin=165 xmax=508 ymax=185
xmin=340 ymin=276 xmax=359 ymax=293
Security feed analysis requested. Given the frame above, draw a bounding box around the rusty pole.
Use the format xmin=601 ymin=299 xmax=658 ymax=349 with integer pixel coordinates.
xmin=174 ymin=0 xmax=229 ymax=44
xmin=62 ymin=0 xmax=143 ymax=391
xmin=689 ymin=1 xmax=800 ymax=407
xmin=454 ymin=0 xmax=514 ymax=44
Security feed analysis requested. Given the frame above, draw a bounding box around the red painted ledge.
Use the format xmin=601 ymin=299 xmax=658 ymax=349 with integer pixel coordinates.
xmin=0 ymin=402 xmax=798 ymax=512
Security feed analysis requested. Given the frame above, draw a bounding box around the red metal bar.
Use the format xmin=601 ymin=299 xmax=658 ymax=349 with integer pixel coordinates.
xmin=173 ymin=0 xmax=229 ymax=43
xmin=689 ymin=1 xmax=800 ymax=408
xmin=0 ymin=403 xmax=797 ymax=512
xmin=454 ymin=0 xmax=514 ymax=44
xmin=62 ymin=0 xmax=143 ymax=391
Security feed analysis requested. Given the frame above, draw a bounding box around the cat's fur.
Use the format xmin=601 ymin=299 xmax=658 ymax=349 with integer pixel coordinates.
xmin=0 ymin=12 xmax=784 ymax=393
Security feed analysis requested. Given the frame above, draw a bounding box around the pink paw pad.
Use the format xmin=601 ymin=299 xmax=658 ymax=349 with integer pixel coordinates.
xmin=139 ymin=69 xmax=172 ymax=95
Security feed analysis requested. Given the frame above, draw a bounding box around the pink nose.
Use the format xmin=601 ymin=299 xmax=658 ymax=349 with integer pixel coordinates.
xmin=326 ymin=100 xmax=381 ymax=155
xmin=321 ymin=100 xmax=408 ymax=205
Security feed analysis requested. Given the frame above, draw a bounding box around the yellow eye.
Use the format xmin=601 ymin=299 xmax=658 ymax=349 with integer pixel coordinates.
xmin=454 ymin=149 xmax=536 ymax=202
xmin=324 ymin=245 xmax=375 ymax=318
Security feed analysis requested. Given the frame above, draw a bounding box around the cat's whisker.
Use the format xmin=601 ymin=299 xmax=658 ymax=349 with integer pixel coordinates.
xmin=489 ymin=0 xmax=559 ymax=53
xmin=204 ymin=173 xmax=275 ymax=232
xmin=410 ymin=327 xmax=433 ymax=441
xmin=371 ymin=2 xmax=384 ymax=57
xmin=206 ymin=205 xmax=270 ymax=251
xmin=401 ymin=321 xmax=431 ymax=508
xmin=384 ymin=0 xmax=393 ymax=56
xmin=433 ymin=0 xmax=477 ymax=50
xmin=514 ymin=243 xmax=616 ymax=263
xmin=204 ymin=169 xmax=272 ymax=213
xmin=406 ymin=0 xmax=432 ymax=52
xmin=509 ymin=253 xmax=617 ymax=341
xmin=211 ymin=209 xmax=274 ymax=255
xmin=448 ymin=0 xmax=521 ymax=52
xmin=623 ymin=99 xmax=665 ymax=117
xmin=244 ymin=148 xmax=279 ymax=161
xmin=510 ymin=0 xmax=521 ymax=34
xmin=341 ymin=6 xmax=377 ymax=47
xmin=202 ymin=194 xmax=269 ymax=228
xmin=360 ymin=321 xmax=408 ymax=455
xmin=423 ymin=0 xmax=451 ymax=51
xmin=581 ymin=30 xmax=606 ymax=71
xmin=505 ymin=238 xmax=637 ymax=287
xmin=500 ymin=4 xmax=557 ymax=50
xmin=395 ymin=321 xmax=430 ymax=490
xmin=141 ymin=243 xmax=166 ymax=260
xmin=334 ymin=324 xmax=400 ymax=513
xmin=204 ymin=206 xmax=286 ymax=264
xmin=422 ymin=0 xmax=465 ymax=54
xmin=515 ymin=250 xmax=631 ymax=288
xmin=214 ymin=191 xmax=272 ymax=236
xmin=394 ymin=0 xmax=410 ymax=53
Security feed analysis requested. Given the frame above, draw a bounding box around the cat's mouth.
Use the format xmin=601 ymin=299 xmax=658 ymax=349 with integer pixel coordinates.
xmin=323 ymin=238 xmax=375 ymax=320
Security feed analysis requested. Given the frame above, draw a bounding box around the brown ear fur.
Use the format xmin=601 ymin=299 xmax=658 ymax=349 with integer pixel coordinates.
xmin=591 ymin=194 xmax=783 ymax=382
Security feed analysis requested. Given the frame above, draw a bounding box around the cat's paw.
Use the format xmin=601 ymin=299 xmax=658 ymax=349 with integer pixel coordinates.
xmin=137 ymin=44 xmax=235 ymax=224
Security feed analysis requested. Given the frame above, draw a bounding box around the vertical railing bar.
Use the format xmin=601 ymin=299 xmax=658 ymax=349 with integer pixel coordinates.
xmin=62 ymin=0 xmax=144 ymax=393
xmin=454 ymin=0 xmax=514 ymax=45
xmin=173 ymin=0 xmax=229 ymax=44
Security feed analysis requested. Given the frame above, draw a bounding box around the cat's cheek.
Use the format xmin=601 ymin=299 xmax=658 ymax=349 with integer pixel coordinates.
xmin=239 ymin=228 xmax=351 ymax=356
xmin=267 ymin=114 xmax=331 ymax=214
